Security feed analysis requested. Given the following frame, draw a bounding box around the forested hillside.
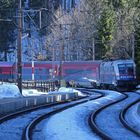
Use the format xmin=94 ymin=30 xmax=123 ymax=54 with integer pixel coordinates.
xmin=0 ymin=0 xmax=140 ymax=73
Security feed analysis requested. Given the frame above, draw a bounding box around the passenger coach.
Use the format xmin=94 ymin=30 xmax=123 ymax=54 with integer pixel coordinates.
xmin=61 ymin=61 xmax=101 ymax=88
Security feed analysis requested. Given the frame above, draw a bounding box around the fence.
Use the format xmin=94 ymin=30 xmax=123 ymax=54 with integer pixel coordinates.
xmin=22 ymin=81 xmax=60 ymax=92
xmin=0 ymin=80 xmax=60 ymax=92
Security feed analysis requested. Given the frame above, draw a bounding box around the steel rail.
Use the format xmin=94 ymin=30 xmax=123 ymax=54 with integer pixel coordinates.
xmin=88 ymin=92 xmax=127 ymax=140
xmin=119 ymin=91 xmax=140 ymax=137
xmin=23 ymin=91 xmax=104 ymax=140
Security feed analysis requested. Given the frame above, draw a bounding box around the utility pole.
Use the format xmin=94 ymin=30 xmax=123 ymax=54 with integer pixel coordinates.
xmin=59 ymin=23 xmax=65 ymax=87
xmin=92 ymin=38 xmax=95 ymax=60
xmin=59 ymin=24 xmax=63 ymax=86
xmin=17 ymin=0 xmax=22 ymax=94
xmin=131 ymin=33 xmax=135 ymax=61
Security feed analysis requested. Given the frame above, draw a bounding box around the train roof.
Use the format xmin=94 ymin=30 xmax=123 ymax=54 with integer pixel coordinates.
xmin=113 ymin=59 xmax=134 ymax=63
xmin=62 ymin=61 xmax=102 ymax=64
xmin=101 ymin=59 xmax=134 ymax=64
xmin=102 ymin=59 xmax=134 ymax=62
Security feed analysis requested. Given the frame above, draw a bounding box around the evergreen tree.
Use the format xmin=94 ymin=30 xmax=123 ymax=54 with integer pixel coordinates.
xmin=97 ymin=8 xmax=115 ymax=59
xmin=106 ymin=0 xmax=140 ymax=10
xmin=0 ymin=0 xmax=16 ymax=61
xmin=134 ymin=9 xmax=140 ymax=80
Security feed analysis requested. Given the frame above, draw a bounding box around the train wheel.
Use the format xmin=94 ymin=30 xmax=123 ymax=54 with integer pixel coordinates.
xmin=92 ymin=82 xmax=97 ymax=88
xmin=115 ymin=86 xmax=125 ymax=92
xmin=76 ymin=83 xmax=80 ymax=88
xmin=114 ymin=86 xmax=120 ymax=91
xmin=101 ymin=84 xmax=106 ymax=89
xmin=109 ymin=85 xmax=115 ymax=90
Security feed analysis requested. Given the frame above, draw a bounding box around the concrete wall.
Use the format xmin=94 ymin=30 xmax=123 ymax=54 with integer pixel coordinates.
xmin=0 ymin=92 xmax=78 ymax=116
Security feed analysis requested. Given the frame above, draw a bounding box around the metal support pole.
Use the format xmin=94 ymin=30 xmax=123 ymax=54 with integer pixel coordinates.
xmin=17 ymin=0 xmax=22 ymax=94
xmin=131 ymin=33 xmax=135 ymax=61
xmin=32 ymin=61 xmax=34 ymax=81
xmin=39 ymin=10 xmax=42 ymax=29
xmin=59 ymin=24 xmax=65 ymax=87
xmin=59 ymin=44 xmax=62 ymax=87
xmin=92 ymin=38 xmax=95 ymax=60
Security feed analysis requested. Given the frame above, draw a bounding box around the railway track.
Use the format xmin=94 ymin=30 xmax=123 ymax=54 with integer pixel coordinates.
xmin=1 ymin=89 xmax=140 ymax=140
xmin=29 ymin=89 xmax=124 ymax=140
xmin=24 ymin=99 xmax=92 ymax=140
xmin=120 ymin=97 xmax=140 ymax=137
xmin=89 ymin=91 xmax=140 ymax=139
xmin=0 ymin=90 xmax=102 ymax=140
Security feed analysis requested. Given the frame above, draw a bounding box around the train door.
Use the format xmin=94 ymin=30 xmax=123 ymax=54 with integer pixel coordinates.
xmin=22 ymin=62 xmax=32 ymax=80
xmin=34 ymin=62 xmax=51 ymax=81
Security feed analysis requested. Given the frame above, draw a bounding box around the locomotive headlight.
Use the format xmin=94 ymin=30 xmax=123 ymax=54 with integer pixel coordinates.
xmin=116 ymin=73 xmax=120 ymax=80
xmin=112 ymin=81 xmax=117 ymax=86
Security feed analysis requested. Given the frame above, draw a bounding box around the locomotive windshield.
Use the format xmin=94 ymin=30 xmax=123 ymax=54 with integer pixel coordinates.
xmin=118 ymin=63 xmax=134 ymax=75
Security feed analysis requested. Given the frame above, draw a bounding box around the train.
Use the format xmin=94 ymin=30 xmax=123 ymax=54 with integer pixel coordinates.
xmin=0 ymin=59 xmax=137 ymax=90
xmin=99 ymin=59 xmax=137 ymax=90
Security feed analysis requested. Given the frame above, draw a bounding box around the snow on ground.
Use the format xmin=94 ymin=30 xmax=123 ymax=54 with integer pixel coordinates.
xmin=48 ymin=87 xmax=85 ymax=97
xmin=0 ymin=82 xmax=84 ymax=99
xmin=22 ymin=89 xmax=48 ymax=97
xmin=0 ymin=83 xmax=21 ymax=98
xmin=43 ymin=101 xmax=101 ymax=140
xmin=0 ymin=82 xmax=140 ymax=139
xmin=0 ymin=82 xmax=48 ymax=98
xmin=41 ymin=89 xmax=140 ymax=140
xmin=42 ymin=90 xmax=124 ymax=140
